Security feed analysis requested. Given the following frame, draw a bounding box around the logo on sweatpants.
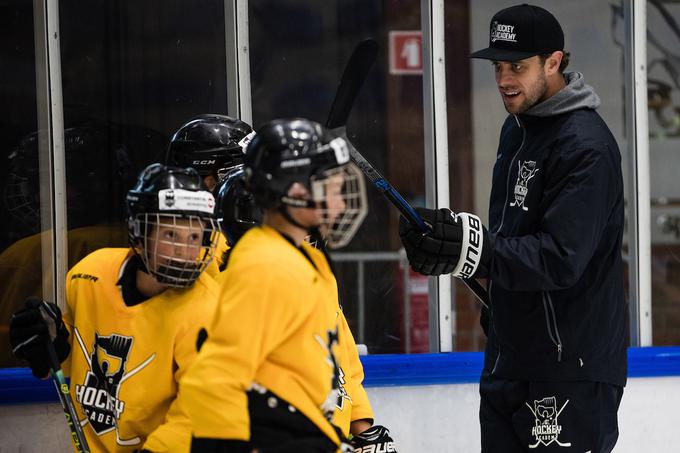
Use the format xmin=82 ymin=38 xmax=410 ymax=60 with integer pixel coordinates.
xmin=526 ymin=396 xmax=572 ymax=448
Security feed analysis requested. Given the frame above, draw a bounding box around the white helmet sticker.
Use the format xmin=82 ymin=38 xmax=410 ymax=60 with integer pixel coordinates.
xmin=158 ymin=189 xmax=215 ymax=214
xmin=329 ymin=137 xmax=350 ymax=165
xmin=238 ymin=131 xmax=257 ymax=152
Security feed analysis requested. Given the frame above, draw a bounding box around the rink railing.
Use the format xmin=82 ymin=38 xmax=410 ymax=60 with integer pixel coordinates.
xmin=2 ymin=347 xmax=680 ymax=404
xmin=330 ymin=250 xmax=412 ymax=352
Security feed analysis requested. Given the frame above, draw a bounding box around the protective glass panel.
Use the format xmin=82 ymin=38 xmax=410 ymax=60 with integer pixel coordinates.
xmin=0 ymin=1 xmax=43 ymax=367
xmin=647 ymin=0 xmax=680 ymax=346
xmin=249 ymin=0 xmax=429 ymax=353
xmin=57 ymin=1 xmax=229 ymax=279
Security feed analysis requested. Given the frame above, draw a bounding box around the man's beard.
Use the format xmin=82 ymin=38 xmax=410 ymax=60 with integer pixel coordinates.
xmin=507 ymin=73 xmax=549 ymax=114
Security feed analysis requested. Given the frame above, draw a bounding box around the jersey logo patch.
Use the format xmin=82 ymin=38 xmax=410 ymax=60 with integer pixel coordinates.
xmin=72 ymin=328 xmax=155 ymax=446
xmin=510 ymin=160 xmax=539 ymax=211
xmin=526 ymin=396 xmax=572 ymax=448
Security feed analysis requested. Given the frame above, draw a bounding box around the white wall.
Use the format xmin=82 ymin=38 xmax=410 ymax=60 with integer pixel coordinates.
xmin=2 ymin=376 xmax=680 ymax=452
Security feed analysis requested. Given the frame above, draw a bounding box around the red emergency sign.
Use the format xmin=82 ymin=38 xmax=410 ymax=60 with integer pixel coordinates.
xmin=389 ymin=30 xmax=423 ymax=75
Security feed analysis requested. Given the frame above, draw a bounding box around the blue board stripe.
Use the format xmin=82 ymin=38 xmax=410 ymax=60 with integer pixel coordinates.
xmin=3 ymin=347 xmax=680 ymax=404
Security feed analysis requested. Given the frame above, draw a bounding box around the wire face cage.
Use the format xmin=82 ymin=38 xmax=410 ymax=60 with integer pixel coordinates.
xmin=311 ymin=163 xmax=368 ymax=249
xmin=134 ymin=213 xmax=218 ymax=287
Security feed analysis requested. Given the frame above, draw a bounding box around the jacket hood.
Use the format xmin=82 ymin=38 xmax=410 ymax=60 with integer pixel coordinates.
xmin=524 ymin=71 xmax=601 ymax=117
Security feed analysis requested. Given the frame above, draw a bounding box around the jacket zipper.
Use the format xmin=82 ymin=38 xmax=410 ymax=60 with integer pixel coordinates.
xmin=542 ymin=292 xmax=563 ymax=362
xmin=495 ymin=115 xmax=526 ymax=235
xmin=489 ymin=116 xmax=525 ymax=374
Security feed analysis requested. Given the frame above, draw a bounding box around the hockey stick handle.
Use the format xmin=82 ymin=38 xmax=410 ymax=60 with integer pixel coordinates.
xmin=46 ymin=339 xmax=91 ymax=453
xmin=324 ymin=40 xmax=489 ymax=307
xmin=342 ymin=137 xmax=490 ymax=307
xmin=348 ymin=146 xmax=430 ymax=231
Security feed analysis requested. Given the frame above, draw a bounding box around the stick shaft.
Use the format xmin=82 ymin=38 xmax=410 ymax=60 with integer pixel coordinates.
xmin=327 ymin=41 xmax=490 ymax=307
xmin=46 ymin=341 xmax=90 ymax=453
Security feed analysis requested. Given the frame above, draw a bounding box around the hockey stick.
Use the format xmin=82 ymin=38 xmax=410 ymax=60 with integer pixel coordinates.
xmin=326 ymin=39 xmax=490 ymax=307
xmin=40 ymin=303 xmax=91 ymax=453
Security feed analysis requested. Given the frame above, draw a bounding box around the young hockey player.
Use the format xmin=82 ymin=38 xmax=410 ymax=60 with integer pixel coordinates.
xmin=166 ymin=114 xmax=254 ymax=192
xmin=212 ymin=166 xmax=262 ymax=269
xmin=10 ymin=163 xmax=220 ymax=452
xmin=180 ymin=118 xmax=373 ymax=452
xmin=213 ymin=165 xmax=397 ymax=452
xmin=166 ymin=113 xmax=255 ymax=276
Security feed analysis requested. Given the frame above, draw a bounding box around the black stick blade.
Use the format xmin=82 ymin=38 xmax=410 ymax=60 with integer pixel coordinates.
xmin=326 ymin=39 xmax=378 ymax=129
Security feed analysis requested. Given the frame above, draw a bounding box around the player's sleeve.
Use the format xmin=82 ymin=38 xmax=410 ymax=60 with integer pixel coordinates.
xmin=142 ymin=297 xmax=217 ymax=452
xmin=142 ymin=394 xmax=192 ymax=452
xmin=338 ymin=311 xmax=373 ymax=424
xmin=490 ymin=144 xmax=622 ymax=291
xmin=178 ymin=264 xmax=303 ymax=441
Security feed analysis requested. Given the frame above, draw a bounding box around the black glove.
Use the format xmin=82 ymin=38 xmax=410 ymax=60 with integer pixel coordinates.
xmin=9 ymin=297 xmax=70 ymax=378
xmin=399 ymin=207 xmax=491 ymax=278
xmin=351 ymin=425 xmax=397 ymax=453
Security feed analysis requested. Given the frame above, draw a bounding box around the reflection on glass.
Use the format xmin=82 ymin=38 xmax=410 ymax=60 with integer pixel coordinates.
xmin=0 ymin=1 xmax=41 ymax=367
xmin=0 ymin=0 xmax=231 ymax=369
xmin=56 ymin=0 xmax=229 ymax=282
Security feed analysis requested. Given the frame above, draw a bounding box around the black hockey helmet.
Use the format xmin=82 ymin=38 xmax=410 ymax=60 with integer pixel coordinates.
xmin=167 ymin=114 xmax=254 ymax=180
xmin=244 ymin=118 xmax=367 ymax=248
xmin=126 ymin=163 xmax=218 ymax=286
xmin=214 ymin=165 xmax=263 ymax=247
xmin=244 ymin=118 xmax=350 ymax=209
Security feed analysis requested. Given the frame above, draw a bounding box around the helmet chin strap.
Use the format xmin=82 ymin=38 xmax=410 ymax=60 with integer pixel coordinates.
xmin=130 ymin=241 xmax=151 ymax=275
xmin=279 ymin=204 xmax=319 ymax=232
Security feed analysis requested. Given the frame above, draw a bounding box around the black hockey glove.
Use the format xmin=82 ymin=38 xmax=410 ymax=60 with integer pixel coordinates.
xmin=399 ymin=207 xmax=491 ymax=278
xmin=9 ymin=297 xmax=70 ymax=378
xmin=351 ymin=425 xmax=397 ymax=453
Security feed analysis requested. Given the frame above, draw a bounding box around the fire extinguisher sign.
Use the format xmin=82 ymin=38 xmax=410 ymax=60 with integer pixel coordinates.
xmin=389 ymin=30 xmax=423 ymax=75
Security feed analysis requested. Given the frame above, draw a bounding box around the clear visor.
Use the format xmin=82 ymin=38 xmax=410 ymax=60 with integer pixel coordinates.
xmin=309 ymin=163 xmax=367 ymax=249
xmin=136 ymin=213 xmax=218 ymax=287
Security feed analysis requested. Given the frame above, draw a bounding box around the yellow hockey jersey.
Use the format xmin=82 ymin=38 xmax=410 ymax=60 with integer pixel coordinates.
xmin=62 ymin=247 xmax=219 ymax=453
xmin=179 ymin=225 xmax=343 ymax=447
xmin=208 ymin=235 xmax=374 ymax=437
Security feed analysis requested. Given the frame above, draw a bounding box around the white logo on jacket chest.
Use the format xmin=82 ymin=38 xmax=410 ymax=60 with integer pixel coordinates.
xmin=510 ymin=160 xmax=539 ymax=211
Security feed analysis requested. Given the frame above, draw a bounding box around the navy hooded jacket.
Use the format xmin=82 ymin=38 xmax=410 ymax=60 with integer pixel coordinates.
xmin=484 ymin=72 xmax=628 ymax=387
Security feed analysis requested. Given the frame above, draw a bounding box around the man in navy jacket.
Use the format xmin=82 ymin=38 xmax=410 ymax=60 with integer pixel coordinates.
xmin=399 ymin=5 xmax=627 ymax=452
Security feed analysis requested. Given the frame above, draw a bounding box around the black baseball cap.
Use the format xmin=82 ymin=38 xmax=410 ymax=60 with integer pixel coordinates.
xmin=470 ymin=4 xmax=564 ymax=62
